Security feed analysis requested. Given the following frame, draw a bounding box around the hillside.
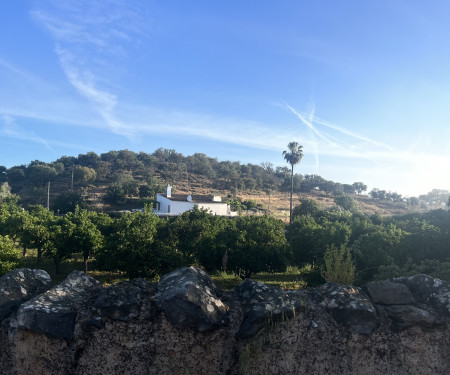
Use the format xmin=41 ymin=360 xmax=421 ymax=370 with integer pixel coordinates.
xmin=1 ymin=148 xmax=447 ymax=218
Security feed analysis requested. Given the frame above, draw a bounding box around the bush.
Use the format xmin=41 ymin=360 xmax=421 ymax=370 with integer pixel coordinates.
xmin=321 ymin=245 xmax=355 ymax=284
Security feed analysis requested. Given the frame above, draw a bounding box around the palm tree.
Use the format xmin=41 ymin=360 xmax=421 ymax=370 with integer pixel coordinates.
xmin=283 ymin=142 xmax=304 ymax=223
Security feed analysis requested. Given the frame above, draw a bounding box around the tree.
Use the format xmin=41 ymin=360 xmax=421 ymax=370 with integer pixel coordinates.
xmin=97 ymin=210 xmax=183 ymax=278
xmin=352 ymin=182 xmax=367 ymax=195
xmin=43 ymin=216 xmax=74 ymax=274
xmin=0 ymin=166 xmax=6 ymax=183
xmin=66 ymin=208 xmax=104 ymax=273
xmin=352 ymin=225 xmax=403 ymax=284
xmin=27 ymin=164 xmax=58 ymax=188
xmin=103 ymin=183 xmax=127 ymax=205
xmin=0 ymin=182 xmax=12 ymax=201
xmin=21 ymin=205 xmax=55 ymax=263
xmin=225 ymin=215 xmax=288 ymax=279
xmin=0 ymin=235 xmax=20 ymax=276
xmin=287 ymin=215 xmax=350 ymax=268
xmin=0 ymin=195 xmax=26 ymax=244
xmin=334 ymin=195 xmax=357 ymax=212
xmin=73 ymin=166 xmax=97 ymax=184
xmin=52 ymin=191 xmax=87 ymax=214
xmin=293 ymin=198 xmax=322 ymax=219
xmin=283 ymin=142 xmax=304 ymax=223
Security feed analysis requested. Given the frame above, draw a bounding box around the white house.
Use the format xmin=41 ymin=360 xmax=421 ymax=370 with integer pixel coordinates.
xmin=155 ymin=185 xmax=236 ymax=216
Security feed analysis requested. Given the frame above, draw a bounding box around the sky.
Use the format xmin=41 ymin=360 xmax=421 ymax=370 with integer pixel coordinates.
xmin=1 ymin=0 xmax=450 ymax=197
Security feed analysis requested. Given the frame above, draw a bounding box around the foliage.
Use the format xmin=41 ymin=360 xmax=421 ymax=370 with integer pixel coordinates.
xmin=0 ymin=195 xmax=26 ymax=243
xmin=293 ymin=198 xmax=322 ymax=218
xmin=73 ymin=166 xmax=97 ymax=184
xmin=20 ymin=205 xmax=54 ymax=262
xmin=103 ymin=183 xmax=127 ymax=205
xmin=0 ymin=182 xmax=12 ymax=200
xmin=97 ymin=210 xmax=184 ymax=278
xmin=52 ymin=191 xmax=87 ymax=214
xmin=65 ymin=208 xmax=104 ymax=272
xmin=286 ymin=215 xmax=350 ymax=268
xmin=352 ymin=182 xmax=367 ymax=195
xmin=0 ymin=235 xmax=20 ymax=276
xmin=321 ymin=245 xmax=355 ymax=284
xmin=351 ymin=225 xmax=403 ymax=284
xmin=27 ymin=164 xmax=58 ymax=188
xmin=334 ymin=195 xmax=357 ymax=212
xmin=225 ymin=215 xmax=289 ymax=279
xmin=139 ymin=176 xmax=163 ymax=198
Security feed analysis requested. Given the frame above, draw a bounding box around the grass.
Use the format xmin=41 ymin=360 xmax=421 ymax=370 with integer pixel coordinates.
xmin=19 ymin=250 xmax=128 ymax=285
xmin=210 ymin=267 xmax=306 ymax=291
xmin=16 ymin=251 xmax=307 ymax=290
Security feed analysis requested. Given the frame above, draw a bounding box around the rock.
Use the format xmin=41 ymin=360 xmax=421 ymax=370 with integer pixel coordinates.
xmin=155 ymin=266 xmax=228 ymax=331
xmin=0 ymin=268 xmax=52 ymax=322
xmin=309 ymin=283 xmax=378 ymax=334
xmin=12 ymin=270 xmax=99 ymax=340
xmin=1 ymin=269 xmax=450 ymax=374
xmin=384 ymin=304 xmax=446 ymax=330
xmin=394 ymin=274 xmax=450 ymax=315
xmin=366 ymin=280 xmax=416 ymax=305
xmin=93 ymin=278 xmax=155 ymax=322
xmin=235 ymin=278 xmax=303 ymax=338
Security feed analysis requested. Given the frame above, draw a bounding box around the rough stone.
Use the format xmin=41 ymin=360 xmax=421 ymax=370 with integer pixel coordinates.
xmin=235 ymin=278 xmax=304 ymax=338
xmin=308 ymin=283 xmax=378 ymax=334
xmin=383 ymin=304 xmax=446 ymax=331
xmin=0 ymin=268 xmax=52 ymax=321
xmin=366 ymin=280 xmax=416 ymax=305
xmin=12 ymin=270 xmax=99 ymax=340
xmin=394 ymin=274 xmax=450 ymax=315
xmin=93 ymin=278 xmax=155 ymax=322
xmin=1 ymin=268 xmax=450 ymax=374
xmin=155 ymin=266 xmax=228 ymax=331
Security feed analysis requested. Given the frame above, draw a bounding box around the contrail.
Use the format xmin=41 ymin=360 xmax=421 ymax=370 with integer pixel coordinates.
xmin=313 ymin=116 xmax=394 ymax=151
xmin=285 ymin=103 xmax=344 ymax=150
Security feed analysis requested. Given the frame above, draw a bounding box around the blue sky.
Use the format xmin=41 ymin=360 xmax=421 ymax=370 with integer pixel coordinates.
xmin=1 ymin=0 xmax=450 ymax=197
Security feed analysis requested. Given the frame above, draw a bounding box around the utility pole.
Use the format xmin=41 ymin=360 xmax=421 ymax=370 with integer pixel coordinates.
xmin=47 ymin=181 xmax=50 ymax=210
xmin=71 ymin=167 xmax=74 ymax=190
xmin=268 ymin=187 xmax=271 ymax=213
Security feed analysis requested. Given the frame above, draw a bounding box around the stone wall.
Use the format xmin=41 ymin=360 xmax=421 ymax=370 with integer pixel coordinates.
xmin=1 ymin=267 xmax=449 ymax=374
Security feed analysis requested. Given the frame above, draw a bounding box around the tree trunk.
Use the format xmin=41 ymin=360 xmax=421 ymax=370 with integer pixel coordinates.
xmin=37 ymin=246 xmax=42 ymax=264
xmin=55 ymin=256 xmax=61 ymax=274
xmin=290 ymin=164 xmax=294 ymax=224
xmin=84 ymin=258 xmax=88 ymax=274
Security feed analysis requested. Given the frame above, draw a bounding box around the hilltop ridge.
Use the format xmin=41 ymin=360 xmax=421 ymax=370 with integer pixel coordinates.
xmin=1 ymin=148 xmax=447 ymax=218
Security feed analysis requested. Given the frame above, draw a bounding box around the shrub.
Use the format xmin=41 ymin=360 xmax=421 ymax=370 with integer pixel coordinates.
xmin=321 ymin=245 xmax=355 ymax=284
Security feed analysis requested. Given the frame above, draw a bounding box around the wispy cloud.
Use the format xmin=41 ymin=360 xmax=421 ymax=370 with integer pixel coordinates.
xmin=0 ymin=113 xmax=96 ymax=154
xmin=1 ymin=114 xmax=52 ymax=151
xmin=31 ymin=0 xmax=149 ymax=137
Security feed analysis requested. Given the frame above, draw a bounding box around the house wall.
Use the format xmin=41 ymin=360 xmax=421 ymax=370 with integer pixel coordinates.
xmin=156 ymin=195 xmax=195 ymax=215
xmin=156 ymin=195 xmax=230 ymax=216
xmin=197 ymin=203 xmax=229 ymax=216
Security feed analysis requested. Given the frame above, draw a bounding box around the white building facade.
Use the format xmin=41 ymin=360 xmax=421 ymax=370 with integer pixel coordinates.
xmin=155 ymin=185 xmax=235 ymax=216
